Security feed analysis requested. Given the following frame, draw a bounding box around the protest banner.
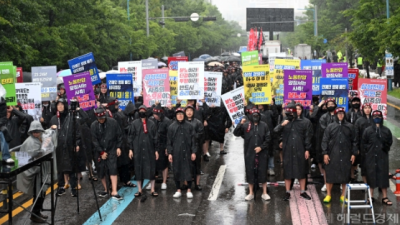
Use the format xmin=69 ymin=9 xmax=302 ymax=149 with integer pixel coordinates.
xmin=243 ymin=65 xmax=271 ymax=105
xmin=268 ymin=53 xmax=287 ymax=72
xmin=177 ymin=61 xmax=204 ymax=99
xmin=358 ymin=78 xmax=387 ymax=119
xmin=348 ymin=68 xmax=359 ymax=91
xmin=274 ymin=58 xmax=300 ymax=70
xmin=320 ymin=78 xmax=349 ymax=111
xmin=68 ymin=52 xmax=101 ymax=85
xmin=142 ymin=68 xmax=170 ymax=107
xmin=241 ymin=51 xmax=259 ymax=66
xmin=63 ymin=71 xmax=97 ymax=111
xmin=31 ymin=66 xmax=57 ymax=101
xmin=118 ymin=61 xmax=142 ymax=96
xmin=301 ymin=59 xmax=326 ymax=95
xmin=168 ymin=57 xmax=188 ymax=71
xmin=16 ymin=67 xmax=23 ymax=83
xmin=0 ymin=62 xmax=17 ymax=105
xmin=142 ymin=59 xmax=158 ymax=70
xmin=221 ymin=86 xmax=245 ymax=127
xmin=106 ymin=73 xmax=134 ymax=110
xmin=204 ymin=72 xmax=222 ymax=106
xmin=271 ymin=69 xmax=284 ymax=105
xmin=169 ymin=70 xmax=187 ymax=106
xmin=15 ymin=82 xmax=42 ymax=120
xmin=284 ymin=70 xmax=313 ymax=108
xmin=321 ymin=63 xmax=348 ymax=78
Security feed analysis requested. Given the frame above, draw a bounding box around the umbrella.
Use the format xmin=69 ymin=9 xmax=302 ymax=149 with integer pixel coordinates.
xmin=205 ymin=56 xmax=221 ymax=63
xmin=199 ymin=54 xmax=211 ymax=59
xmin=158 ymin=62 xmax=167 ymax=67
xmin=192 ymin=58 xmax=205 ymax=62
xmin=232 ymin=52 xmax=240 ymax=57
xmin=57 ymin=69 xmax=72 ymax=77
xmin=221 ymin=52 xmax=231 ymax=56
xmin=207 ymin=62 xmax=223 ymax=67
xmin=161 ymin=56 xmax=168 ymax=62
xmin=223 ymin=56 xmax=241 ymax=62
xmin=57 ymin=76 xmax=64 ymax=85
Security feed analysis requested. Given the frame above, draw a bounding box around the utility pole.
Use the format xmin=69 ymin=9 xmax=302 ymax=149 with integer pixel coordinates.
xmin=387 ymin=0 xmax=392 ymax=91
xmin=345 ymin=28 xmax=348 ymax=65
xmin=315 ymin=5 xmax=318 ymax=36
xmin=162 ymin=5 xmax=165 ymax=28
xmin=128 ymin=0 xmax=132 ymax=60
xmin=146 ymin=0 xmax=149 ymax=37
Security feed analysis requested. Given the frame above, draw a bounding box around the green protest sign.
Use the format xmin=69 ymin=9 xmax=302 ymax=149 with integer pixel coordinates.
xmin=241 ymin=51 xmax=259 ymax=66
xmin=0 ymin=62 xmax=17 ymax=105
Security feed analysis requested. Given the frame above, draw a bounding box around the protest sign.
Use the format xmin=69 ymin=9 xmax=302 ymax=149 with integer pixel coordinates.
xmin=358 ymin=78 xmax=387 ymax=119
xmin=320 ymin=78 xmax=349 ymax=111
xmin=118 ymin=61 xmax=142 ymax=96
xmin=177 ymin=61 xmax=204 ymax=99
xmin=321 ymin=63 xmax=348 ymax=78
xmin=348 ymin=68 xmax=359 ymax=90
xmin=301 ymin=59 xmax=326 ymax=95
xmin=169 ymin=70 xmax=187 ymax=106
xmin=243 ymin=65 xmax=271 ymax=105
xmin=0 ymin=62 xmax=17 ymax=105
xmin=268 ymin=53 xmax=287 ymax=72
xmin=141 ymin=59 xmax=158 ymax=70
xmin=271 ymin=69 xmax=284 ymax=105
xmin=63 ymin=71 xmax=97 ymax=111
xmin=31 ymin=66 xmax=57 ymax=101
xmin=68 ymin=52 xmax=101 ymax=85
xmin=168 ymin=57 xmax=188 ymax=71
xmin=221 ymin=86 xmax=245 ymax=127
xmin=274 ymin=59 xmax=300 ymax=70
xmin=142 ymin=68 xmax=170 ymax=107
xmin=15 ymin=82 xmax=42 ymax=120
xmin=106 ymin=73 xmax=134 ymax=110
xmin=241 ymin=51 xmax=259 ymax=66
xmin=284 ymin=70 xmax=313 ymax=108
xmin=16 ymin=67 xmax=23 ymax=83
xmin=204 ymin=72 xmax=222 ymax=106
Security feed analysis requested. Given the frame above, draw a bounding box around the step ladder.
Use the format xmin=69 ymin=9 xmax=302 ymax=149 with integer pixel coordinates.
xmin=341 ymin=183 xmax=375 ymax=224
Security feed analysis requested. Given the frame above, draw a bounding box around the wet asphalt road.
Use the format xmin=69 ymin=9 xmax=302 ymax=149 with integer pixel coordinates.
xmin=4 ymin=98 xmax=400 ymax=224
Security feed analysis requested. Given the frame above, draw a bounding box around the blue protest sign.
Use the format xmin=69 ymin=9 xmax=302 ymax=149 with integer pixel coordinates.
xmin=320 ymin=78 xmax=349 ymax=111
xmin=106 ymin=73 xmax=134 ymax=110
xmin=301 ymin=59 xmax=326 ymax=95
xmin=68 ymin=52 xmax=101 ymax=85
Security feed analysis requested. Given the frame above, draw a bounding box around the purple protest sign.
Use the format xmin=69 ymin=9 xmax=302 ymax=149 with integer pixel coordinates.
xmin=321 ymin=63 xmax=348 ymax=78
xmin=63 ymin=71 xmax=97 ymax=111
xmin=284 ymin=70 xmax=313 ymax=108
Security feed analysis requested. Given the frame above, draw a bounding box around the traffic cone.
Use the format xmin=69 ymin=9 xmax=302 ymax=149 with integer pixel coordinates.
xmin=394 ymin=169 xmax=400 ymax=196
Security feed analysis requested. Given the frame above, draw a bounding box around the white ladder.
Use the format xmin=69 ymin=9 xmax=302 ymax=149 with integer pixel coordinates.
xmin=341 ymin=183 xmax=375 ymax=224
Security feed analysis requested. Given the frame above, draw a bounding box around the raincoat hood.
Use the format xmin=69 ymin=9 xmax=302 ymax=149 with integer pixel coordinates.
xmin=28 ymin=121 xmax=45 ymax=136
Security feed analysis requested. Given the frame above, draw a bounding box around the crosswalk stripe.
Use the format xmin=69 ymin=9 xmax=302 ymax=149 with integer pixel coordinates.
xmin=208 ymin=165 xmax=226 ymax=201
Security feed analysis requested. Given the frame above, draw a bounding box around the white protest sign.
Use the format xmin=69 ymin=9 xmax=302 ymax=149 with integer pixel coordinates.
xmin=177 ymin=61 xmax=204 ymax=99
xmin=221 ymin=86 xmax=245 ymax=127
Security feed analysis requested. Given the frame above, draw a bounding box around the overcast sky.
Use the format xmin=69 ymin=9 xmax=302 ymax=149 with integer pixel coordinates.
xmin=210 ymin=0 xmax=311 ymax=30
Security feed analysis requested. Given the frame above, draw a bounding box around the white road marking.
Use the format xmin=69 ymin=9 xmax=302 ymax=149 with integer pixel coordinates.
xmin=208 ymin=165 xmax=227 ymax=200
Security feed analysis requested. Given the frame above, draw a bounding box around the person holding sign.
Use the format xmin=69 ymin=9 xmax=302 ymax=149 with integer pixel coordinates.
xmin=274 ymin=102 xmax=313 ymax=201
xmin=129 ymin=106 xmax=158 ymax=197
xmin=167 ymin=108 xmax=197 ymax=199
xmin=234 ymin=109 xmax=271 ymax=201
xmin=321 ymin=107 xmax=358 ymax=203
xmin=362 ymin=110 xmax=393 ymax=206
xmin=185 ymin=105 xmax=204 ymax=191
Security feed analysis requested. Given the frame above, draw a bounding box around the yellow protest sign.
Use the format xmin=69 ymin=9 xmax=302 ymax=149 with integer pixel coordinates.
xmin=243 ymin=65 xmax=271 ymax=105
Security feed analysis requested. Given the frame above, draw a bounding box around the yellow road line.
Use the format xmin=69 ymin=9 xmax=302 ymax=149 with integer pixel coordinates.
xmin=0 ymin=184 xmax=58 ymax=225
xmin=387 ymin=102 xmax=400 ymax=111
xmin=0 ymin=192 xmax=23 ymax=208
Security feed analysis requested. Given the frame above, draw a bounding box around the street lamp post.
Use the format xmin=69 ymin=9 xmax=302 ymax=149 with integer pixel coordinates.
xmin=298 ymin=6 xmax=317 ymax=36
xmin=128 ymin=0 xmax=132 ymax=60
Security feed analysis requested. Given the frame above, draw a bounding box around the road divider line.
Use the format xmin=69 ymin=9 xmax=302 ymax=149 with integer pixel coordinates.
xmin=83 ymin=177 xmax=149 ymax=225
xmin=208 ymin=165 xmax=226 ymax=200
xmin=387 ymin=102 xmax=400 ymax=111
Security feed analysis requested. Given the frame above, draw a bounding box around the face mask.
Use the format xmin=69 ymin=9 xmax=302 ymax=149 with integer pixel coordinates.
xmin=285 ymin=113 xmax=294 ymax=121
xmin=373 ymin=117 xmax=382 ymax=124
xmin=352 ymin=103 xmax=360 ymax=109
xmin=139 ymin=112 xmax=146 ymax=118
xmin=321 ymin=108 xmax=328 ymax=113
xmin=43 ymin=104 xmax=49 ymax=107
xmin=327 ymin=106 xmax=336 ymax=112
xmin=252 ymin=115 xmax=260 ymax=123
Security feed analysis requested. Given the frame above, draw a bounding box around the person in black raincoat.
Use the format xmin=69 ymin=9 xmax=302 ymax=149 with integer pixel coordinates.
xmin=354 ymin=103 xmax=374 ymax=183
xmin=346 ymin=96 xmax=363 ymax=180
xmin=97 ymin=83 xmax=109 ymax=105
xmin=234 ymin=109 xmax=271 ymax=201
xmin=317 ymin=98 xmax=337 ymax=192
xmin=149 ymin=104 xmax=171 ymax=190
xmin=309 ymin=97 xmax=327 ymax=173
xmin=6 ymin=105 xmax=31 ymax=149
xmin=207 ymin=106 xmax=232 ymax=154
xmin=167 ymin=108 xmax=197 ymax=199
xmin=49 ymin=98 xmax=81 ymax=197
xmin=91 ymin=107 xmax=124 ymax=200
xmin=185 ymin=105 xmax=204 ymax=191
xmin=106 ymin=98 xmax=134 ymax=188
xmin=129 ymin=105 xmax=159 ymax=197
xmin=40 ymin=101 xmax=55 ymax=130
xmin=274 ymin=102 xmax=313 ymax=201
xmin=257 ymin=104 xmax=275 ymax=176
xmin=56 ymin=84 xmax=67 ymax=101
xmin=321 ymin=107 xmax=358 ymax=203
xmin=362 ymin=110 xmax=393 ymax=205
